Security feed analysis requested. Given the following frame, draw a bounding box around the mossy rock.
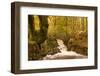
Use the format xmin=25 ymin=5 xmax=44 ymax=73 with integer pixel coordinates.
xmin=41 ymin=37 xmax=60 ymax=55
xmin=67 ymin=31 xmax=88 ymax=56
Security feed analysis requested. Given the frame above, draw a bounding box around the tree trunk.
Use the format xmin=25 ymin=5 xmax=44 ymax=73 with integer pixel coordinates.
xmin=28 ymin=15 xmax=35 ymax=40
xmin=37 ymin=16 xmax=49 ymax=49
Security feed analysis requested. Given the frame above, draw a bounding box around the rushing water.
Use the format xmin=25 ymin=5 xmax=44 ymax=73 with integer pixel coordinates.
xmin=43 ymin=39 xmax=87 ymax=60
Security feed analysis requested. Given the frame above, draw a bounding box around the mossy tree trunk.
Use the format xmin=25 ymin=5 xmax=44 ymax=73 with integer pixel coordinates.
xmin=28 ymin=15 xmax=35 ymax=41
xmin=37 ymin=16 xmax=49 ymax=49
xmin=28 ymin=15 xmax=49 ymax=50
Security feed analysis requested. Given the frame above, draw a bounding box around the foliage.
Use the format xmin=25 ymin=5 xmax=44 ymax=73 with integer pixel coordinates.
xmin=67 ymin=31 xmax=88 ymax=55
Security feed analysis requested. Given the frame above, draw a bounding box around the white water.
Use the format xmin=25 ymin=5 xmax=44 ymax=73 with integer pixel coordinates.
xmin=43 ymin=39 xmax=87 ymax=60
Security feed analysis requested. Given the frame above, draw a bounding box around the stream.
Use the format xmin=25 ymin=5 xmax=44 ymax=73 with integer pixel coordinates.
xmin=43 ymin=39 xmax=87 ymax=60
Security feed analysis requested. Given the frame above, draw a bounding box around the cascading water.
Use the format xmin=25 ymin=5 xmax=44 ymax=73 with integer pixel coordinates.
xmin=43 ymin=39 xmax=87 ymax=60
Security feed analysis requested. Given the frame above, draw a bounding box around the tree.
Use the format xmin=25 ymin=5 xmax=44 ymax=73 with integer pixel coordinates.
xmin=35 ymin=16 xmax=49 ymax=49
xmin=28 ymin=15 xmax=49 ymax=50
xmin=28 ymin=15 xmax=34 ymax=41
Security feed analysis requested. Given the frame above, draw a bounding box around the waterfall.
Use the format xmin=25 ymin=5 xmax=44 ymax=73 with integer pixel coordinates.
xmin=57 ymin=39 xmax=68 ymax=53
xmin=43 ymin=39 xmax=87 ymax=60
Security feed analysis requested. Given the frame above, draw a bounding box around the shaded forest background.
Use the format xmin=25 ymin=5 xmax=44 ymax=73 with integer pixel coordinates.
xmin=28 ymin=15 xmax=88 ymax=60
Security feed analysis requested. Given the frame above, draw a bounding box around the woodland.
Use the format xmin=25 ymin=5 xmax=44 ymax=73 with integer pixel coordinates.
xmin=28 ymin=15 xmax=88 ymax=60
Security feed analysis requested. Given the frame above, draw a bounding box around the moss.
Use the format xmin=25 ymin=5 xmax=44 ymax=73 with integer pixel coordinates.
xmin=67 ymin=31 xmax=88 ymax=56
